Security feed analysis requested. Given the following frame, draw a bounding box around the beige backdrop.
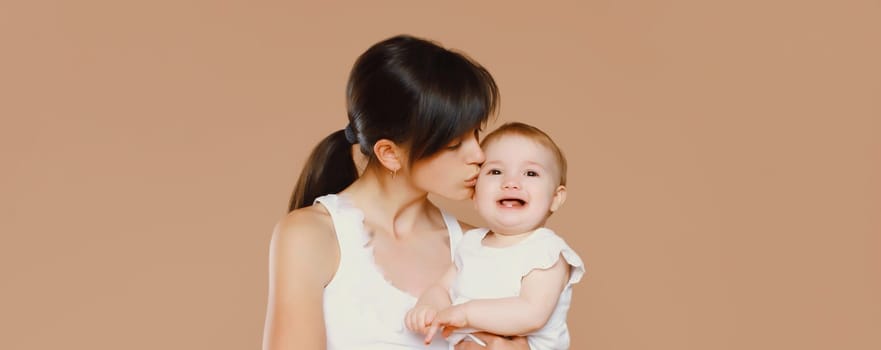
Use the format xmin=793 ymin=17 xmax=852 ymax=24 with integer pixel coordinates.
xmin=2 ymin=1 xmax=879 ymax=349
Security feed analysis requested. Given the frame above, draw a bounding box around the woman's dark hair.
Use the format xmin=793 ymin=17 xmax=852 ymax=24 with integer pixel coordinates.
xmin=289 ymin=35 xmax=499 ymax=211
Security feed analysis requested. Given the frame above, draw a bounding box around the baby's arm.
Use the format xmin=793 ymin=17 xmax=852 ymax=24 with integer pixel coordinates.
xmin=405 ymin=264 xmax=457 ymax=336
xmin=429 ymin=255 xmax=570 ymax=337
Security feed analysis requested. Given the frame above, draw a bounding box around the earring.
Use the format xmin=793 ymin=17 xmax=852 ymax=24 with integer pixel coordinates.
xmin=393 ymin=169 xmax=397 ymax=179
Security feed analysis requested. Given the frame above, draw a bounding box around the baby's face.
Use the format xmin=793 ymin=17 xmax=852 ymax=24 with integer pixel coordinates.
xmin=474 ymin=134 xmax=565 ymax=235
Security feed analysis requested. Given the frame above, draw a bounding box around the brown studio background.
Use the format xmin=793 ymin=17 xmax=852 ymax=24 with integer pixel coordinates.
xmin=2 ymin=1 xmax=879 ymax=349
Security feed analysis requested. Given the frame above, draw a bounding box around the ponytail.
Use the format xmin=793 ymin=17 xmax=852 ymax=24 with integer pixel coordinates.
xmin=288 ymin=129 xmax=358 ymax=211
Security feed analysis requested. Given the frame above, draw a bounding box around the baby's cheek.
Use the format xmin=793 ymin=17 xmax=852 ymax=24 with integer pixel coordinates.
xmin=471 ymin=193 xmax=485 ymax=207
xmin=473 ymin=185 xmax=492 ymax=202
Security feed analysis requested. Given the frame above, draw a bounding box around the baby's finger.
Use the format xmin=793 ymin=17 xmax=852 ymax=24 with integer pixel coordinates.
xmin=424 ymin=309 xmax=437 ymax=327
xmin=408 ymin=310 xmax=422 ymax=333
xmin=425 ymin=323 xmax=440 ymax=344
xmin=411 ymin=310 xmax=425 ymax=334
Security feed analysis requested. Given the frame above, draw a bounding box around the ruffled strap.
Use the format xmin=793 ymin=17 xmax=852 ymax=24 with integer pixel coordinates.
xmin=518 ymin=228 xmax=585 ymax=286
xmin=440 ymin=210 xmax=464 ymax=262
xmin=315 ymin=194 xmax=370 ymax=247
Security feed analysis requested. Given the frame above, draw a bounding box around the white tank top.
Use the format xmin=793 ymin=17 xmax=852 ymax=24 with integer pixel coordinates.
xmin=316 ymin=194 xmax=463 ymax=350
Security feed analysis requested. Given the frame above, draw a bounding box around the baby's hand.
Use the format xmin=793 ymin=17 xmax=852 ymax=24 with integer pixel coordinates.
xmin=425 ymin=304 xmax=469 ymax=343
xmin=404 ymin=304 xmax=439 ymax=336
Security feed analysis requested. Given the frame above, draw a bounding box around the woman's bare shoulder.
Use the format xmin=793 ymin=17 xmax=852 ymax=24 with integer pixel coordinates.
xmin=269 ymin=204 xmax=338 ymax=277
xmin=273 ymin=204 xmax=333 ymax=237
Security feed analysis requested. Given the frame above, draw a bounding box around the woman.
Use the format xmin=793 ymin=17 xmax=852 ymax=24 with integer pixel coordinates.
xmin=262 ymin=35 xmax=528 ymax=349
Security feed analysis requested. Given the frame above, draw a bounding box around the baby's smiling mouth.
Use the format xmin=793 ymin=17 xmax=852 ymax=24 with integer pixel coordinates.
xmin=498 ymin=198 xmax=526 ymax=208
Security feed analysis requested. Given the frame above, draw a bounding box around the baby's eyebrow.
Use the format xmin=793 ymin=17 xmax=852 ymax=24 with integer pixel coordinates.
xmin=525 ymin=161 xmax=547 ymax=169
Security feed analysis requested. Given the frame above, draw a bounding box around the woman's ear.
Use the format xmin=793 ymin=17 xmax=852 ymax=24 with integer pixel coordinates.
xmin=373 ymin=139 xmax=405 ymax=173
xmin=549 ymin=185 xmax=567 ymax=213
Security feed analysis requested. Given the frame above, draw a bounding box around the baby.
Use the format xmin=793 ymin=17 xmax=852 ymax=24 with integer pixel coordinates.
xmin=405 ymin=122 xmax=584 ymax=349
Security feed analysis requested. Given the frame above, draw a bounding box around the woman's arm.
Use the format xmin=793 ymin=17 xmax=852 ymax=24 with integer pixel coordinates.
xmin=262 ymin=208 xmax=338 ymax=350
xmin=455 ymin=333 xmax=529 ymax=350
xmin=430 ymin=256 xmax=570 ymax=337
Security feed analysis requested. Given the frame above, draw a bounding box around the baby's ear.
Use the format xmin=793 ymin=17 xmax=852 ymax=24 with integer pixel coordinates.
xmin=549 ymin=185 xmax=567 ymax=213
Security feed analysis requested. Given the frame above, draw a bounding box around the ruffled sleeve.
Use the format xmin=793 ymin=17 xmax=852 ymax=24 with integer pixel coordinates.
xmin=518 ymin=228 xmax=585 ymax=286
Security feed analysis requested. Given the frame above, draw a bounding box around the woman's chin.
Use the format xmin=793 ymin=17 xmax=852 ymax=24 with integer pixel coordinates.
xmin=433 ymin=187 xmax=474 ymax=201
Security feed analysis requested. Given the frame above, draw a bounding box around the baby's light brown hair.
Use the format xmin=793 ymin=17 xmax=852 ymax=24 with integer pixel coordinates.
xmin=480 ymin=122 xmax=568 ymax=186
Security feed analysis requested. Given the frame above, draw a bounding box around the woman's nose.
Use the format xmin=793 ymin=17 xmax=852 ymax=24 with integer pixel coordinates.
xmin=464 ymin=135 xmax=485 ymax=165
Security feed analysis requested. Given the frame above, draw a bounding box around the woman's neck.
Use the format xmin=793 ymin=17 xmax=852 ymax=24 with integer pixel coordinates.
xmin=341 ymin=167 xmax=441 ymax=239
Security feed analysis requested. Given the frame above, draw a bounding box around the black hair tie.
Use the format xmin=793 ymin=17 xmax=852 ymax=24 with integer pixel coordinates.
xmin=343 ymin=123 xmax=358 ymax=144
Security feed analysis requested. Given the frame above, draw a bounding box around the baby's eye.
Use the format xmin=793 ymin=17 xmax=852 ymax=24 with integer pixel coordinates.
xmin=525 ymin=170 xmax=539 ymax=177
xmin=487 ymin=169 xmax=502 ymax=175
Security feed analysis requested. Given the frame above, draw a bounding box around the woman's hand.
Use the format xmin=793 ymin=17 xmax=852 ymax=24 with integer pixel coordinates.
xmin=454 ymin=332 xmax=529 ymax=350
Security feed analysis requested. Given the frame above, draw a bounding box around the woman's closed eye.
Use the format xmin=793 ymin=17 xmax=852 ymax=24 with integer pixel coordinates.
xmin=446 ymin=142 xmax=462 ymax=150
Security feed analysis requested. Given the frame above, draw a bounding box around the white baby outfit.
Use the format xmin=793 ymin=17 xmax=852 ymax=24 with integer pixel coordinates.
xmin=316 ymin=194 xmax=462 ymax=350
xmin=449 ymin=227 xmax=585 ymax=350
